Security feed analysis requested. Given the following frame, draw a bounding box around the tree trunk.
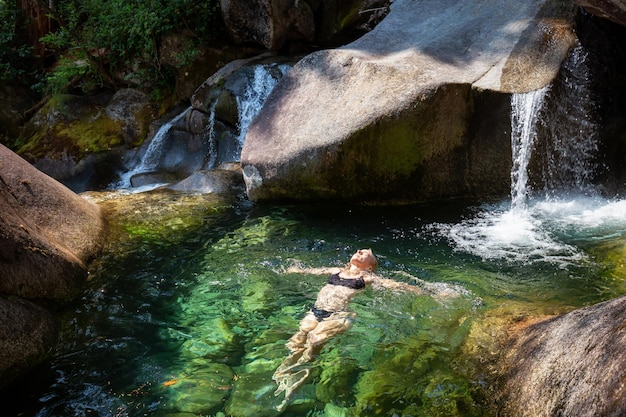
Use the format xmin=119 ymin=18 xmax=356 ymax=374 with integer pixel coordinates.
xmin=16 ymin=0 xmax=56 ymax=67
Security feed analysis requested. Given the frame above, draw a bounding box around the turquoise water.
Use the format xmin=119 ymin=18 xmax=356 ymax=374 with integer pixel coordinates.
xmin=5 ymin=194 xmax=626 ymax=417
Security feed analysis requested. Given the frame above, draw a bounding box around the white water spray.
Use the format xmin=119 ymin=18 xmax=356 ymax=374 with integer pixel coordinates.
xmin=434 ymin=46 xmax=626 ymax=266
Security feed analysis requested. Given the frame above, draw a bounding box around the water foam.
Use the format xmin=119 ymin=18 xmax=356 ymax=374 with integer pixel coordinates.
xmin=434 ymin=45 xmax=614 ymax=267
xmin=434 ymin=197 xmax=626 ymax=267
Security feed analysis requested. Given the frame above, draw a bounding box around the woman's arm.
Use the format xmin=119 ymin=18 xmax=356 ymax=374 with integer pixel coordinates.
xmin=363 ymin=274 xmax=428 ymax=295
xmin=285 ymin=262 xmax=341 ymax=275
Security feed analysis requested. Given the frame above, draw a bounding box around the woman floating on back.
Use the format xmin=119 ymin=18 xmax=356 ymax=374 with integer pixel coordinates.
xmin=273 ymin=248 xmax=440 ymax=411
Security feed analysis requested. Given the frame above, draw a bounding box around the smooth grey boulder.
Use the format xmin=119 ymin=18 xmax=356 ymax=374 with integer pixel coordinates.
xmin=241 ymin=0 xmax=577 ymax=203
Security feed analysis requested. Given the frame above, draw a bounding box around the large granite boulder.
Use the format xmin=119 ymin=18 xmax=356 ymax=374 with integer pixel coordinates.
xmin=0 ymin=144 xmax=105 ymax=387
xmin=497 ymin=296 xmax=626 ymax=417
xmin=0 ymin=144 xmax=105 ymax=302
xmin=240 ymin=0 xmax=578 ymax=203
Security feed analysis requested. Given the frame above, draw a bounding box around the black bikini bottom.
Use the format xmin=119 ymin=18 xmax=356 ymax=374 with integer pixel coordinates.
xmin=311 ymin=306 xmax=333 ymax=322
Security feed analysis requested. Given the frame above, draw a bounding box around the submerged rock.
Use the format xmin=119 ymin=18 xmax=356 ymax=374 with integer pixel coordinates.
xmin=241 ymin=0 xmax=578 ymax=203
xmin=497 ymin=296 xmax=626 ymax=417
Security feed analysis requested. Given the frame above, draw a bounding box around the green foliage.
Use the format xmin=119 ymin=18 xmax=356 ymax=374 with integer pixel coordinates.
xmin=0 ymin=0 xmax=33 ymax=82
xmin=39 ymin=0 xmax=223 ymax=93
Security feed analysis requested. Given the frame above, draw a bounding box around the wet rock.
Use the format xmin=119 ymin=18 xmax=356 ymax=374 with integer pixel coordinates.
xmin=191 ymin=52 xmax=276 ymax=114
xmin=0 ymin=297 xmax=59 ymax=390
xmin=164 ymin=169 xmax=244 ymax=195
xmin=241 ymin=0 xmax=578 ymax=203
xmin=105 ymin=88 xmax=151 ymax=146
xmin=497 ymin=296 xmax=626 ymax=417
xmin=130 ymin=171 xmax=176 ymax=188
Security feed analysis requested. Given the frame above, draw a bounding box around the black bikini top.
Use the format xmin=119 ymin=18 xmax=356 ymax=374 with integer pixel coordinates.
xmin=328 ymin=273 xmax=366 ymax=290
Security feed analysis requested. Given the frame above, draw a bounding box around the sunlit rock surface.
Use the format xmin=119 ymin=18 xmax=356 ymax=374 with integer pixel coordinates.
xmin=0 ymin=144 xmax=105 ymax=387
xmin=0 ymin=144 xmax=105 ymax=301
xmin=498 ymin=296 xmax=626 ymax=417
xmin=241 ymin=0 xmax=577 ymax=203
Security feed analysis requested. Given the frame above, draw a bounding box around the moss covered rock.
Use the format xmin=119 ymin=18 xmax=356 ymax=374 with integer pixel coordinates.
xmin=19 ymin=90 xmax=152 ymax=191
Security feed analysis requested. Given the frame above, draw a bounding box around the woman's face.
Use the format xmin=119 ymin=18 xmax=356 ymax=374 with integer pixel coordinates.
xmin=350 ymin=249 xmax=376 ymax=270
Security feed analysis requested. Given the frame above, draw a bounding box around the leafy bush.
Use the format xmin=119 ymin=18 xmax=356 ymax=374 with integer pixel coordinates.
xmin=27 ymin=0 xmax=223 ymax=94
xmin=0 ymin=0 xmax=33 ymax=82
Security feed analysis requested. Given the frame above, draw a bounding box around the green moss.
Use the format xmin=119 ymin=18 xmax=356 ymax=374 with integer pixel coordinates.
xmin=299 ymin=84 xmax=471 ymax=201
xmin=61 ymin=115 xmax=125 ymax=152
xmin=19 ymin=114 xmax=124 ymax=158
xmin=89 ymin=190 xmax=232 ymax=248
xmin=18 ymin=94 xmax=130 ymax=158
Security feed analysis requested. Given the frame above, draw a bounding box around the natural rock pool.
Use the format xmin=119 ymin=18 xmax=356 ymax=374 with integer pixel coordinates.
xmin=5 ymin=191 xmax=626 ymax=417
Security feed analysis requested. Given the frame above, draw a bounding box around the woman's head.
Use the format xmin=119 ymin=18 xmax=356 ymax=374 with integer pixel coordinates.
xmin=350 ymin=249 xmax=378 ymax=271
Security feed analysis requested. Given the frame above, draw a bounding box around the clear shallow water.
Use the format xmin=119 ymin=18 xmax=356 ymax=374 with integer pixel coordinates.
xmin=4 ymin=195 xmax=626 ymax=417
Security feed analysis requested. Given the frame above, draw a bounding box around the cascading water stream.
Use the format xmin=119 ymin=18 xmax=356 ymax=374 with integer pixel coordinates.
xmin=111 ymin=64 xmax=290 ymax=190
xmin=234 ymin=64 xmax=290 ymax=153
xmin=510 ymin=86 xmax=549 ymax=210
xmin=112 ymin=107 xmax=191 ymax=190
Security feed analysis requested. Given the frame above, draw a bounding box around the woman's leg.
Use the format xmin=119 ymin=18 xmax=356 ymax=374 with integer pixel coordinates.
xmin=273 ymin=312 xmax=319 ymax=410
xmin=273 ymin=312 xmax=355 ymax=410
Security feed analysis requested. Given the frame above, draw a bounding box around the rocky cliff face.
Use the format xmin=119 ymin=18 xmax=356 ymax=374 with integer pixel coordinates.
xmin=240 ymin=0 xmax=578 ymax=203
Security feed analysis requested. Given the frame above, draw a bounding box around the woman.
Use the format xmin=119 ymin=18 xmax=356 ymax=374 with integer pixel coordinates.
xmin=273 ymin=249 xmax=427 ymax=411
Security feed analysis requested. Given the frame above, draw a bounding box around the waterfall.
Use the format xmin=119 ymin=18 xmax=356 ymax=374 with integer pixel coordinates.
xmin=112 ymin=107 xmax=190 ymax=190
xmin=203 ymin=101 xmax=218 ymax=170
xmin=137 ymin=108 xmax=190 ymax=172
xmin=510 ymin=87 xmax=550 ymax=210
xmin=435 ymin=45 xmax=603 ymax=265
xmin=235 ymin=64 xmax=290 ymax=151
xmin=509 ymin=45 xmax=599 ymax=208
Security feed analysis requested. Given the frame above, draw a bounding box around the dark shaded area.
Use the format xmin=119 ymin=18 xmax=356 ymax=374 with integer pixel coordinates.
xmin=576 ymin=12 xmax=626 ymax=196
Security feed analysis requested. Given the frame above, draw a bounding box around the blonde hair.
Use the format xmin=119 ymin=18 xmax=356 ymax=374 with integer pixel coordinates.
xmin=363 ymin=249 xmax=378 ymax=272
